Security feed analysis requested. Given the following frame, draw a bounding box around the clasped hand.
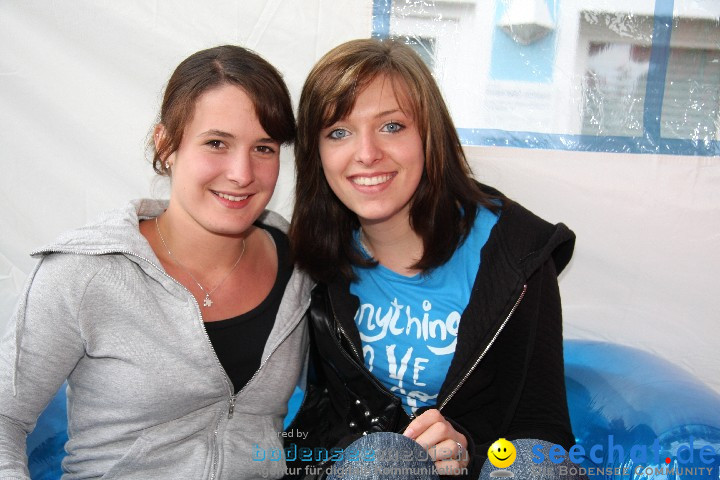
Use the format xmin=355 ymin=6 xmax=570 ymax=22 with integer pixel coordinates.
xmin=402 ymin=409 xmax=469 ymax=475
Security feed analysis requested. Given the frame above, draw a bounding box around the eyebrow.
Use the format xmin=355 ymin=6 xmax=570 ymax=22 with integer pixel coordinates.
xmin=198 ymin=129 xmax=278 ymax=143
xmin=198 ymin=129 xmax=234 ymax=139
xmin=326 ymin=108 xmax=406 ymax=126
xmin=375 ymin=108 xmax=404 ymax=119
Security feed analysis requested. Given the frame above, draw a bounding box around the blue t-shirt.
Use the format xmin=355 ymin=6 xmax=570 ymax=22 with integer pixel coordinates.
xmin=350 ymin=207 xmax=499 ymax=414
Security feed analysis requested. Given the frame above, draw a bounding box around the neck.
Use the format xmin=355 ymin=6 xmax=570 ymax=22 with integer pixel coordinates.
xmin=360 ymin=214 xmax=423 ymax=277
xmin=156 ymin=207 xmax=248 ymax=271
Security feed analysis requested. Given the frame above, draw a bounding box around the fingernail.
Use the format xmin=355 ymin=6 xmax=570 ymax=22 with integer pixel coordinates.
xmin=403 ymin=427 xmax=415 ymax=438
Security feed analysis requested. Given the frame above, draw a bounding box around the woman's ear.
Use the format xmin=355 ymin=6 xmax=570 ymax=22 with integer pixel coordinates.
xmin=153 ymin=124 xmax=166 ymax=153
xmin=154 ymin=124 xmax=174 ymax=172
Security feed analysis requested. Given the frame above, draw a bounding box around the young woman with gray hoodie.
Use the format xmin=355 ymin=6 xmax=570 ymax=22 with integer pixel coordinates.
xmin=0 ymin=45 xmax=312 ymax=480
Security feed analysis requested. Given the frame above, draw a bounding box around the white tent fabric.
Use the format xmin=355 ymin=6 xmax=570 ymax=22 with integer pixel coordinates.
xmin=1 ymin=0 xmax=718 ymax=400
xmin=467 ymin=146 xmax=720 ymax=395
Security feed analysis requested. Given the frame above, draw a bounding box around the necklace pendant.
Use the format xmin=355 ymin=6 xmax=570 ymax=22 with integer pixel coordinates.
xmin=203 ymin=294 xmax=213 ymax=307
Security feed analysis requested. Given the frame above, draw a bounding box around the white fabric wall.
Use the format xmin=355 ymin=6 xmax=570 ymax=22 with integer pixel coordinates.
xmin=1 ymin=1 xmax=718 ymax=397
xmin=467 ymin=147 xmax=720 ymax=395
xmin=0 ymin=1 xmax=372 ymax=322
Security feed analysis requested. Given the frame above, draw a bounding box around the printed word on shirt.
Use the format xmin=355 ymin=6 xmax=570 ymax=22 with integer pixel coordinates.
xmin=354 ymin=297 xmax=459 ymax=414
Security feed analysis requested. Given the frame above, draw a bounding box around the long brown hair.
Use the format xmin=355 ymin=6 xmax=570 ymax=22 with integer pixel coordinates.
xmin=290 ymin=39 xmax=502 ymax=283
xmin=150 ymin=45 xmax=295 ymax=174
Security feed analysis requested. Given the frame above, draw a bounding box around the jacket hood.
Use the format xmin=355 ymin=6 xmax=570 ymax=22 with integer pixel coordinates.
xmin=478 ymin=184 xmax=575 ymax=278
xmin=497 ymin=200 xmax=575 ymax=277
xmin=32 ymin=199 xmax=165 ymax=260
xmin=32 ymin=199 xmax=292 ymax=260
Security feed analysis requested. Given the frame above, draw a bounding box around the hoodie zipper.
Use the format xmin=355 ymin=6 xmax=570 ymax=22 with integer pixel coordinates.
xmin=213 ymin=284 xmax=310 ymax=478
xmin=123 ymin=250 xmax=232 ymax=480
xmin=235 ymin=292 xmax=311 ymax=400
xmin=438 ymin=284 xmax=527 ymax=412
xmin=37 ymin=248 xmax=235 ymax=480
xmin=150 ymin=259 xmax=309 ymax=479
xmin=138 ymin=252 xmax=309 ymax=480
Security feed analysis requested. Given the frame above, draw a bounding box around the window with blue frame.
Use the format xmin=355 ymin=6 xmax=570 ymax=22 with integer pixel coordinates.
xmin=372 ymin=0 xmax=720 ymax=156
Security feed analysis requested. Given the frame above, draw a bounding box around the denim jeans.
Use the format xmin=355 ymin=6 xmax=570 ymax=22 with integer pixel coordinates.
xmin=479 ymin=439 xmax=588 ymax=480
xmin=325 ymin=434 xmax=587 ymax=480
xmin=326 ymin=432 xmax=440 ymax=480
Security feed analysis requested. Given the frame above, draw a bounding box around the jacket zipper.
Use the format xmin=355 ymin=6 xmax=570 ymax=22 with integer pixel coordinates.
xmin=438 ymin=284 xmax=527 ymax=412
xmin=139 ymin=251 xmax=231 ymax=480
xmin=328 ymin=292 xmax=363 ymax=362
xmin=158 ymin=266 xmax=309 ymax=478
xmin=235 ymin=295 xmax=311 ymax=399
xmin=216 ymin=292 xmax=310 ymax=477
xmin=327 ymin=290 xmax=413 ymax=420
xmin=38 ymin=248 xmax=235 ymax=480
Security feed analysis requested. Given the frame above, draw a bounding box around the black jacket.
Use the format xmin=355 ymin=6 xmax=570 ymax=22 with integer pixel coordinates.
xmin=286 ymin=196 xmax=576 ymax=479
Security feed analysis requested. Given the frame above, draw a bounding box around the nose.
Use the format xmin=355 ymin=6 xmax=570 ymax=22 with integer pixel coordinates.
xmin=226 ymin=151 xmax=254 ymax=186
xmin=355 ymin=132 xmax=382 ymax=166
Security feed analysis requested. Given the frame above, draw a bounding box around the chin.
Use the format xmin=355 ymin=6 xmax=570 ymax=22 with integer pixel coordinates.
xmin=357 ymin=208 xmax=405 ymax=225
xmin=207 ymin=217 xmax=257 ymax=236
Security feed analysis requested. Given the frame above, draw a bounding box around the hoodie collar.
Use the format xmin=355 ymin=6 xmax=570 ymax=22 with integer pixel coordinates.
xmin=31 ymin=199 xmax=167 ymax=262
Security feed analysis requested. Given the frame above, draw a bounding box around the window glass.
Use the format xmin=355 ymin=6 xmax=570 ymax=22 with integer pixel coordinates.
xmin=378 ymin=0 xmax=720 ymax=154
xmin=581 ymin=42 xmax=650 ymax=137
xmin=661 ymin=15 xmax=720 ymax=141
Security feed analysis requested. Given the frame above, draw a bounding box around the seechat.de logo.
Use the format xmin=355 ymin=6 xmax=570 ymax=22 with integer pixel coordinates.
xmin=488 ymin=438 xmax=516 ymax=477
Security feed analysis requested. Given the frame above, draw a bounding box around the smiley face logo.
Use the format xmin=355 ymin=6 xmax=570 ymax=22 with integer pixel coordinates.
xmin=488 ymin=438 xmax=516 ymax=469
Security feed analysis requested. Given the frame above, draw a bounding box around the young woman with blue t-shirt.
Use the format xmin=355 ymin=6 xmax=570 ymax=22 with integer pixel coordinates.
xmin=287 ymin=39 xmax=578 ymax=480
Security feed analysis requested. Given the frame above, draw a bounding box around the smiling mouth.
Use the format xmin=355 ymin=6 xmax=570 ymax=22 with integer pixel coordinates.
xmin=214 ymin=191 xmax=249 ymax=201
xmin=350 ymin=173 xmax=396 ymax=186
xmin=493 ymin=454 xmax=511 ymax=461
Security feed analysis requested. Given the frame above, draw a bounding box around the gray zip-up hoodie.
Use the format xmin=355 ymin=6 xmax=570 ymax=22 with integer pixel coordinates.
xmin=0 ymin=199 xmax=312 ymax=480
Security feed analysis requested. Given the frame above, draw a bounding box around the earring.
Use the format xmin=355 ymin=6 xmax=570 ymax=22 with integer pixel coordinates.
xmin=164 ymin=161 xmax=170 ymax=170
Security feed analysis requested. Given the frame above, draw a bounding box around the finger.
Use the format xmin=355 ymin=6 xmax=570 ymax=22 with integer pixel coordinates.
xmin=432 ymin=438 xmax=466 ymax=463
xmin=433 ymin=439 xmax=470 ymax=477
xmin=402 ymin=409 xmax=444 ymax=439
xmin=415 ymin=422 xmax=456 ymax=461
xmin=434 ymin=458 xmax=467 ymax=476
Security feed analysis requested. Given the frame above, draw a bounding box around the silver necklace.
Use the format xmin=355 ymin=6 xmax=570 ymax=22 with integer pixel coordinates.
xmin=155 ymin=216 xmax=246 ymax=308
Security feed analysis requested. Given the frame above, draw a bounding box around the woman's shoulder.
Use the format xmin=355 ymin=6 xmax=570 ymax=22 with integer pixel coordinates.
xmin=22 ymin=200 xmax=164 ymax=299
xmin=477 ymin=192 xmax=575 ymax=275
xmin=28 ymin=253 xmax=123 ymax=306
xmin=32 ymin=199 xmax=163 ymax=260
xmin=256 ymin=209 xmax=316 ymax=298
xmin=256 ymin=209 xmax=290 ymax=234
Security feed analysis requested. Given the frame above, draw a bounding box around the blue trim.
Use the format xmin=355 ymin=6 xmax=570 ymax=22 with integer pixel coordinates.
xmin=643 ymin=0 xmax=674 ymax=139
xmin=458 ymin=129 xmax=720 ymax=156
xmin=372 ymin=0 xmax=392 ymax=39
xmin=370 ymin=0 xmax=718 ymax=157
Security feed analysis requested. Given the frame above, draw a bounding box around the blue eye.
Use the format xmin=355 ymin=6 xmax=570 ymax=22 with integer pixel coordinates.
xmin=382 ymin=122 xmax=404 ymax=133
xmin=328 ymin=129 xmax=349 ymax=140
